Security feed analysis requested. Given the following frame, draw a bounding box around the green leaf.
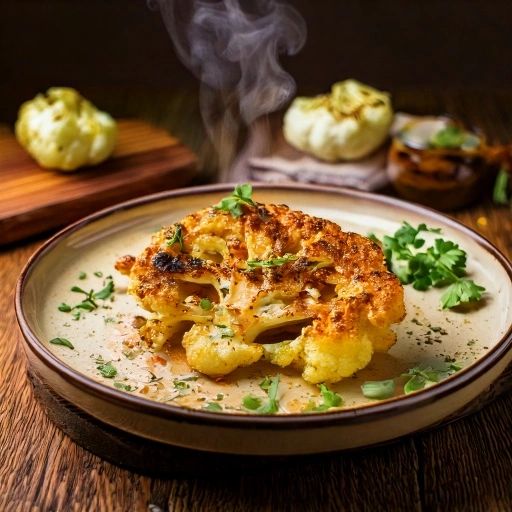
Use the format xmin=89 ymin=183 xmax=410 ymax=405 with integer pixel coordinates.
xmin=361 ymin=379 xmax=395 ymax=400
xmin=242 ymin=375 xmax=280 ymax=414
xmin=78 ymin=271 xmax=87 ymax=280
xmin=71 ymin=285 xmax=88 ymax=295
xmin=93 ymin=279 xmax=115 ymax=300
xmin=114 ymin=382 xmax=136 ymax=392
xmin=203 ymin=402 xmax=223 ymax=412
xmin=166 ymin=224 xmax=184 ymax=250
xmin=430 ymin=125 xmax=466 ymax=149
xmin=49 ymin=337 xmax=74 ymax=349
xmin=97 ymin=361 xmax=117 ymax=378
xmin=214 ymin=184 xmax=257 ymax=217
xmin=440 ymin=279 xmax=485 ymax=309
xmin=404 ymin=374 xmax=427 ymax=394
xmin=313 ymin=383 xmax=343 ymax=411
xmin=403 ymin=363 xmax=462 ymax=394
xmin=58 ymin=303 xmax=72 ymax=312
xmin=94 ymin=271 xmax=103 ymax=278
xmin=493 ymin=168 xmax=510 ymax=205
xmin=199 ymin=298 xmax=213 ymax=311
xmin=247 ymin=254 xmax=297 ymax=268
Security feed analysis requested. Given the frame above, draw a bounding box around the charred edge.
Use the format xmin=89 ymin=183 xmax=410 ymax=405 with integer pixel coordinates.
xmin=152 ymin=252 xmax=204 ymax=273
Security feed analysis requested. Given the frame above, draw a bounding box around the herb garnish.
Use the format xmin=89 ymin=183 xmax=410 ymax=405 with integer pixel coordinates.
xmin=309 ymin=383 xmax=343 ymax=411
xmin=203 ymin=402 xmax=223 ymax=412
xmin=114 ymin=382 xmax=137 ymax=392
xmin=166 ymin=224 xmax=184 ymax=250
xmin=403 ymin=363 xmax=461 ymax=394
xmin=49 ymin=337 xmax=74 ymax=350
xmin=215 ymin=325 xmax=234 ymax=338
xmin=374 ymin=222 xmax=485 ymax=309
xmin=200 ymin=298 xmax=213 ymax=311
xmin=247 ymin=253 xmax=297 ymax=268
xmin=97 ymin=361 xmax=117 ymax=378
xmin=78 ymin=271 xmax=87 ymax=280
xmin=58 ymin=276 xmax=115 ymax=317
xmin=242 ymin=375 xmax=280 ymax=414
xmin=214 ymin=183 xmax=256 ymax=217
xmin=94 ymin=271 xmax=103 ymax=278
xmin=361 ymin=379 xmax=395 ymax=400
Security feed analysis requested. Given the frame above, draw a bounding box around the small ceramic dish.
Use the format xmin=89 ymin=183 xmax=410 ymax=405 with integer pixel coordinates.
xmin=15 ymin=184 xmax=512 ymax=456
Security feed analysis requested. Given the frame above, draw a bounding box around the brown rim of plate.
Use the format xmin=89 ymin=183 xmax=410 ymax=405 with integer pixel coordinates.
xmin=15 ymin=183 xmax=512 ymax=430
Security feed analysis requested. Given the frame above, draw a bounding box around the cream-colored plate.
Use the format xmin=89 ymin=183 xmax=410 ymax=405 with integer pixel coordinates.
xmin=16 ymin=184 xmax=512 ymax=455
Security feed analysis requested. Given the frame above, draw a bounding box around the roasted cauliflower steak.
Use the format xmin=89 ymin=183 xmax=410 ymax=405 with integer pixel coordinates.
xmin=118 ymin=197 xmax=405 ymax=384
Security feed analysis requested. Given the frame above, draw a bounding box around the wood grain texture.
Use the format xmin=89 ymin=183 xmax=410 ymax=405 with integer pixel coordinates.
xmin=1 ymin=91 xmax=512 ymax=511
xmin=0 ymin=120 xmax=198 ymax=246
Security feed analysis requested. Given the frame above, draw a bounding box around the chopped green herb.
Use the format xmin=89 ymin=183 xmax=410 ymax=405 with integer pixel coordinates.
xmin=94 ymin=271 xmax=103 ymax=278
xmin=215 ymin=325 xmax=234 ymax=338
xmin=173 ymin=380 xmax=190 ymax=392
xmin=242 ymin=375 xmax=280 ymax=414
xmin=114 ymin=382 xmax=137 ymax=392
xmin=49 ymin=337 xmax=74 ymax=349
xmin=312 ymin=383 xmax=343 ymax=411
xmin=166 ymin=224 xmax=184 ymax=250
xmin=93 ymin=279 xmax=115 ymax=300
xmin=200 ymin=298 xmax=213 ymax=311
xmin=430 ymin=125 xmax=466 ymax=149
xmin=203 ymin=402 xmax=223 ymax=412
xmin=58 ymin=303 xmax=72 ymax=312
xmin=214 ymin=183 xmax=257 ymax=217
xmin=215 ymin=393 xmax=224 ymax=401
xmin=72 ymin=311 xmax=81 ymax=321
xmin=71 ymin=285 xmax=88 ymax=294
xmin=247 ymin=253 xmax=297 ymax=268
xmin=403 ymin=363 xmax=461 ymax=394
xmin=361 ymin=379 xmax=395 ymax=400
xmin=375 ymin=222 xmax=485 ymax=309
xmin=78 ymin=271 xmax=87 ymax=280
xmin=97 ymin=361 xmax=117 ymax=378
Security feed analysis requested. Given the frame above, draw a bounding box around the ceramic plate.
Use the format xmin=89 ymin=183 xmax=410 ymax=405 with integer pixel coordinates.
xmin=16 ymin=184 xmax=512 ymax=455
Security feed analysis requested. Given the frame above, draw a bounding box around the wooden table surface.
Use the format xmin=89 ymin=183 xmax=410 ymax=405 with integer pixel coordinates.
xmin=1 ymin=90 xmax=511 ymax=511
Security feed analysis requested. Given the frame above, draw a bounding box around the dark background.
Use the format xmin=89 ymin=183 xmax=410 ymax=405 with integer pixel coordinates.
xmin=1 ymin=0 xmax=512 ymax=123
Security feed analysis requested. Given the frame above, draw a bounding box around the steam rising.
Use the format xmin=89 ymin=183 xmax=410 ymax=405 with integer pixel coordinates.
xmin=149 ymin=0 xmax=306 ymax=177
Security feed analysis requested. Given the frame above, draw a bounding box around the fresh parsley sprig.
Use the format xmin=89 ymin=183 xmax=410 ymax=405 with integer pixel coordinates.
xmin=242 ymin=375 xmax=280 ymax=414
xmin=312 ymin=384 xmax=343 ymax=411
xmin=376 ymin=222 xmax=485 ymax=309
xmin=247 ymin=253 xmax=297 ymax=269
xmin=214 ymin=183 xmax=257 ymax=217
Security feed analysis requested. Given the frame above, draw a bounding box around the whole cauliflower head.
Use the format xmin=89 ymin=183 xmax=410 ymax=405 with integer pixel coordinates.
xmin=15 ymin=87 xmax=117 ymax=171
xmin=283 ymin=79 xmax=393 ymax=161
xmin=117 ymin=187 xmax=405 ymax=384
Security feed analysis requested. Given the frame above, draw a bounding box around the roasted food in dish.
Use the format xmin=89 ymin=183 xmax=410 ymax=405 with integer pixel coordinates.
xmin=388 ymin=116 xmax=509 ymax=210
xmin=283 ymin=79 xmax=393 ymax=161
xmin=117 ymin=186 xmax=405 ymax=384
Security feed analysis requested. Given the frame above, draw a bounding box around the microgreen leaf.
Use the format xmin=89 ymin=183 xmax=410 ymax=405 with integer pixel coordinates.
xmin=312 ymin=383 xmax=343 ymax=411
xmin=242 ymin=375 xmax=280 ymax=414
xmin=49 ymin=337 xmax=74 ymax=349
xmin=114 ymin=382 xmax=137 ymax=392
xmin=94 ymin=271 xmax=103 ymax=278
xmin=430 ymin=125 xmax=466 ymax=149
xmin=361 ymin=379 xmax=395 ymax=400
xmin=97 ymin=361 xmax=117 ymax=378
xmin=58 ymin=303 xmax=72 ymax=312
xmin=247 ymin=254 xmax=297 ymax=268
xmin=93 ymin=279 xmax=115 ymax=300
xmin=214 ymin=183 xmax=256 ymax=217
xmin=402 ymin=363 xmax=462 ymax=394
xmin=166 ymin=224 xmax=184 ymax=250
xmin=78 ymin=271 xmax=87 ymax=280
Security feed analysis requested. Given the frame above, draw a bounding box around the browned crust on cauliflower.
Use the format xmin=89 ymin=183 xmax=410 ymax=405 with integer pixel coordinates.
xmin=119 ymin=201 xmax=405 ymax=383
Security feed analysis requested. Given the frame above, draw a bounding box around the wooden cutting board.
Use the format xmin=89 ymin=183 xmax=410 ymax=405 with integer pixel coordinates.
xmin=0 ymin=119 xmax=198 ymax=245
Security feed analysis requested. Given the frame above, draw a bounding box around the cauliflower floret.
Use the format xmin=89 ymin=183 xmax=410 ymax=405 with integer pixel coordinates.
xmin=283 ymin=79 xmax=393 ymax=161
xmin=15 ymin=87 xmax=117 ymax=171
xmin=182 ymin=324 xmax=263 ymax=377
